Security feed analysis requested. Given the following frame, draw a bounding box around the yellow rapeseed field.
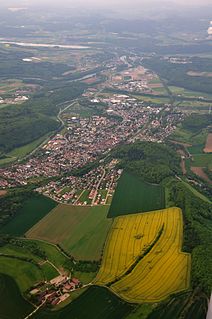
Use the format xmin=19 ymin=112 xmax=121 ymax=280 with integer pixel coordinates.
xmin=95 ymin=207 xmax=190 ymax=303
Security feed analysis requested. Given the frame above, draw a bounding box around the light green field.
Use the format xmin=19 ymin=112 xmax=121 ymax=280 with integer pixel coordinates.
xmin=78 ymin=190 xmax=92 ymax=204
xmin=41 ymin=262 xmax=59 ymax=281
xmin=181 ymin=180 xmax=211 ymax=203
xmin=0 ymin=133 xmax=51 ymax=166
xmin=0 ymin=244 xmax=41 ymax=263
xmin=192 ymin=154 xmax=212 ymax=168
xmin=26 ymin=205 xmax=112 ymax=260
xmin=0 ymin=156 xmax=16 ymax=166
xmin=169 ymin=86 xmax=212 ymax=99
xmin=171 ymin=127 xmax=208 ymax=145
xmin=25 ymin=239 xmax=70 ymax=270
xmin=0 ymin=243 xmax=62 ymax=284
xmin=72 ymin=271 xmax=96 ymax=285
xmin=151 ymin=87 xmax=167 ymax=94
xmin=133 ymin=94 xmax=170 ymax=104
xmin=177 ymin=101 xmax=212 ymax=109
xmin=0 ymin=256 xmax=43 ymax=292
xmin=7 ymin=133 xmax=50 ymax=159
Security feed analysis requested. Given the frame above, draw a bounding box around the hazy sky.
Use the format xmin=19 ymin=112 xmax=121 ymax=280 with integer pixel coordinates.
xmin=4 ymin=0 xmax=212 ymax=7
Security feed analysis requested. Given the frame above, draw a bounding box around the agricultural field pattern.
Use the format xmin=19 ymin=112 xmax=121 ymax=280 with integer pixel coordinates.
xmin=95 ymin=208 xmax=190 ymax=303
xmin=0 ymin=2 xmax=212 ymax=319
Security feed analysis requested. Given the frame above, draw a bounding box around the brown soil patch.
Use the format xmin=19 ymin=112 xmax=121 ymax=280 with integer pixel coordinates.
xmin=82 ymin=76 xmax=98 ymax=84
xmin=191 ymin=167 xmax=212 ymax=184
xmin=180 ymin=159 xmax=186 ymax=175
xmin=204 ymin=133 xmax=212 ymax=153
xmin=149 ymin=83 xmax=163 ymax=88
xmin=0 ymin=190 xmax=7 ymax=196
xmin=177 ymin=150 xmax=186 ymax=175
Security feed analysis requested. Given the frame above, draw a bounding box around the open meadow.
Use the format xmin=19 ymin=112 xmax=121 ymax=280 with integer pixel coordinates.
xmin=95 ymin=208 xmax=190 ymax=303
xmin=108 ymin=172 xmax=165 ymax=218
xmin=26 ymin=205 xmax=112 ymax=260
xmin=0 ymin=256 xmax=43 ymax=292
xmin=0 ymin=243 xmax=61 ymax=291
xmin=192 ymin=153 xmax=212 ymax=168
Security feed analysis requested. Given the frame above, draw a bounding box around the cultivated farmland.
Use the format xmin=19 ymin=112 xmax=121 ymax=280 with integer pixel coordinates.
xmin=108 ymin=172 xmax=165 ymax=218
xmin=204 ymin=133 xmax=212 ymax=153
xmin=33 ymin=286 xmax=133 ymax=319
xmin=192 ymin=153 xmax=212 ymax=168
xmin=0 ymin=195 xmax=57 ymax=236
xmin=95 ymin=208 xmax=190 ymax=303
xmin=0 ymin=256 xmax=43 ymax=292
xmin=26 ymin=205 xmax=112 ymax=260
xmin=0 ymin=273 xmax=33 ymax=319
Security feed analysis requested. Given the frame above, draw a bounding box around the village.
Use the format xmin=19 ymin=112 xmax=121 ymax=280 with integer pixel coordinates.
xmin=29 ymin=274 xmax=83 ymax=307
xmin=0 ymin=57 xmax=185 ymax=193
xmin=36 ymin=161 xmax=121 ymax=204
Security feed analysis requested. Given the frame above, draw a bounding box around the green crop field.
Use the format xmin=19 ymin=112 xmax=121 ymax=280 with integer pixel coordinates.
xmin=26 ymin=205 xmax=112 ymax=260
xmin=33 ymin=286 xmax=133 ymax=319
xmin=0 ymin=244 xmax=42 ymax=263
xmin=0 ymin=195 xmax=57 ymax=236
xmin=133 ymin=94 xmax=170 ymax=104
xmin=171 ymin=127 xmax=208 ymax=145
xmin=187 ymin=144 xmax=204 ymax=154
xmin=41 ymin=262 xmax=59 ymax=281
xmin=25 ymin=239 xmax=70 ymax=270
xmin=192 ymin=154 xmax=212 ymax=168
xmin=125 ymin=304 xmax=153 ymax=319
xmin=108 ymin=172 xmax=165 ymax=218
xmin=169 ymin=86 xmax=212 ymax=99
xmin=0 ymin=256 xmax=43 ymax=292
xmin=0 ymin=273 xmax=34 ymax=319
xmin=178 ymin=181 xmax=211 ymax=204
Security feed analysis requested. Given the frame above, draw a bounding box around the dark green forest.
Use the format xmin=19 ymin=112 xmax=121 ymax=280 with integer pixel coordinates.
xmin=111 ymin=141 xmax=181 ymax=184
xmin=0 ymin=82 xmax=86 ymax=153
xmin=143 ymin=57 xmax=212 ymax=94
xmin=167 ymin=180 xmax=212 ymax=295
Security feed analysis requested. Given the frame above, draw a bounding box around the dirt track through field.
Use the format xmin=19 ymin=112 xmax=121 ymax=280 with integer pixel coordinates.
xmin=191 ymin=167 xmax=212 ymax=184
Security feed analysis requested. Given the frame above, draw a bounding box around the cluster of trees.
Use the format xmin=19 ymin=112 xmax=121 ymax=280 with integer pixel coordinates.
xmin=111 ymin=141 xmax=181 ymax=184
xmin=9 ymin=238 xmax=47 ymax=260
xmin=0 ymin=45 xmax=88 ymax=153
xmin=167 ymin=180 xmax=212 ymax=295
xmin=0 ymin=81 xmax=86 ymax=153
xmin=181 ymin=114 xmax=212 ymax=133
xmin=143 ymin=57 xmax=212 ymax=94
xmin=57 ymin=244 xmax=100 ymax=273
xmin=0 ymin=47 xmax=70 ymax=80
xmin=74 ymin=260 xmax=100 ymax=273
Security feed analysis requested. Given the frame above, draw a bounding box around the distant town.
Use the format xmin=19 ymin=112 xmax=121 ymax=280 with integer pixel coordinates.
xmin=0 ymin=56 xmax=185 ymax=204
